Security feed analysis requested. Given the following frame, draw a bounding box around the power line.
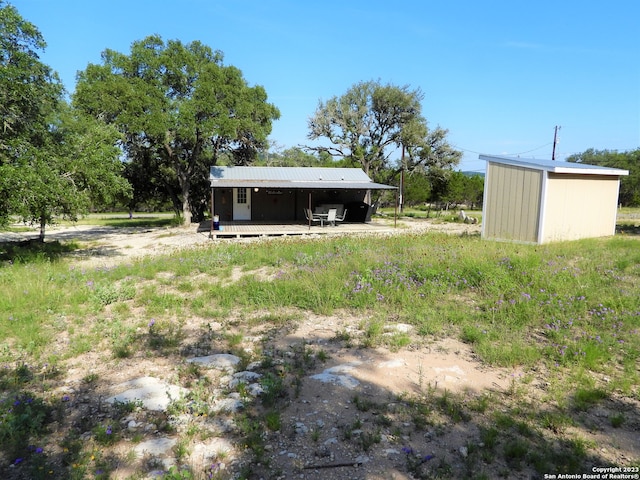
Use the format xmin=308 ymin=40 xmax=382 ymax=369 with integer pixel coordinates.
xmin=453 ymin=141 xmax=553 ymax=157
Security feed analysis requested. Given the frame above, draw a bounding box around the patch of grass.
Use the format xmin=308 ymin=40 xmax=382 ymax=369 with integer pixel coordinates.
xmin=610 ymin=412 xmax=625 ymax=428
xmin=260 ymin=373 xmax=286 ymax=408
xmin=93 ymin=423 xmax=118 ymax=446
xmin=62 ymin=213 xmax=178 ymax=228
xmin=573 ymin=387 xmax=608 ymax=412
xmin=436 ymin=389 xmax=469 ymax=422
xmin=264 ymin=410 xmax=281 ymax=431
xmin=90 ymin=282 xmax=136 ymax=306
xmin=0 ymin=239 xmax=79 ymax=263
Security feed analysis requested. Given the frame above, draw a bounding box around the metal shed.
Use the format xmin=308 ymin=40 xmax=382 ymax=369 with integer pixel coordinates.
xmin=480 ymin=154 xmax=629 ymax=244
xmin=209 ymin=166 xmax=395 ymax=223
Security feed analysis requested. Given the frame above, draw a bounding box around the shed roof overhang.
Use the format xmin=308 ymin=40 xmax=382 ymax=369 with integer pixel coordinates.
xmin=479 ymin=154 xmax=629 ymax=176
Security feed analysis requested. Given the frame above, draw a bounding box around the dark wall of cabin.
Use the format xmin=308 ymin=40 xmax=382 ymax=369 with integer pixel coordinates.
xmin=214 ymin=189 xmax=233 ymax=221
xmin=212 ymin=188 xmax=369 ymax=222
xmin=252 ymin=189 xmax=296 ymax=220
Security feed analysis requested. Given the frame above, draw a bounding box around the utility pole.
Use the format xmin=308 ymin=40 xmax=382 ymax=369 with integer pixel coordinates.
xmin=399 ymin=145 xmax=405 ymax=212
xmin=552 ymin=125 xmax=561 ymax=160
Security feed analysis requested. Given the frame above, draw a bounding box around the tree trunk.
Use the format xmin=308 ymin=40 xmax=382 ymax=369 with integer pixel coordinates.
xmin=180 ymin=176 xmax=192 ymax=225
xmin=181 ymin=195 xmax=192 ymax=225
xmin=38 ymin=214 xmax=46 ymax=242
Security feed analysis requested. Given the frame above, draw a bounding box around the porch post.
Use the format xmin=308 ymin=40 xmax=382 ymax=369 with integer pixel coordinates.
xmin=394 ymin=188 xmax=398 ymax=228
xmin=210 ymin=187 xmax=215 ymax=238
xmin=308 ymin=192 xmax=312 ymax=229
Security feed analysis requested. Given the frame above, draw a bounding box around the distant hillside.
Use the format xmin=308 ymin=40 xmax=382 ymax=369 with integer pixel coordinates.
xmin=461 ymin=171 xmax=485 ymax=177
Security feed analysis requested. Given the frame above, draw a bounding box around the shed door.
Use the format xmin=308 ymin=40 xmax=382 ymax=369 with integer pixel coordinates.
xmin=233 ymin=188 xmax=251 ymax=220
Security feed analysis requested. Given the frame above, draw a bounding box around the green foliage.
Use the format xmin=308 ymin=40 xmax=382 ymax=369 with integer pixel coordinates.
xmin=0 ymin=389 xmax=51 ymax=459
xmin=91 ymin=282 xmax=136 ymax=306
xmin=307 ymin=80 xmax=461 ymax=180
xmin=74 ymin=35 xmax=280 ymax=223
xmin=0 ymin=4 xmax=131 ymax=237
xmin=0 ymin=2 xmax=62 ymax=155
xmin=264 ymin=410 xmax=281 ymax=431
xmin=567 ymin=148 xmax=640 ymax=206
xmin=572 ymin=387 xmax=608 ymax=412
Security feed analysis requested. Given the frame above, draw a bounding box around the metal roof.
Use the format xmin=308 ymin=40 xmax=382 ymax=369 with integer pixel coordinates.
xmin=209 ymin=166 xmax=396 ymax=189
xmin=480 ymin=154 xmax=629 ymax=176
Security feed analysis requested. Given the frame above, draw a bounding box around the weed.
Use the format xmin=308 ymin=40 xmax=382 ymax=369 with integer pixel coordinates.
xmin=112 ymin=398 xmax=143 ymax=416
xmin=91 ymin=282 xmax=136 ymax=306
xmin=540 ymin=410 xmax=572 ymax=433
xmin=361 ymin=318 xmax=384 ymax=348
xmin=82 ymin=373 xmax=99 ymax=384
xmin=93 ymin=423 xmax=117 ymax=446
xmin=610 ymin=412 xmax=625 ymax=427
xmin=264 ymin=410 xmax=281 ymax=431
xmin=316 ymin=348 xmax=329 ymax=362
xmin=173 ymin=438 xmax=190 ymax=463
xmin=503 ymin=439 xmax=528 ymax=468
xmin=353 ymin=394 xmax=380 ymax=412
xmin=333 ymin=328 xmax=352 ymax=344
xmin=260 ymin=373 xmax=285 ymax=408
xmin=436 ymin=389 xmax=469 ymax=422
xmin=468 ymin=393 xmax=491 ymax=413
xmin=573 ymin=387 xmax=608 ymax=411
xmin=359 ymin=429 xmax=382 ymax=451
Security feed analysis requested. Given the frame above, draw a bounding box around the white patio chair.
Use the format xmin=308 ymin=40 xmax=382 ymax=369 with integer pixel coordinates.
xmin=335 ymin=209 xmax=347 ymax=224
xmin=305 ymin=208 xmax=324 ymax=226
xmin=327 ymin=208 xmax=337 ymax=226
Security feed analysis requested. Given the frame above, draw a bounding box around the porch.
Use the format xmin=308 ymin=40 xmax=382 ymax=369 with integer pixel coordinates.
xmin=198 ymin=220 xmax=397 ymax=239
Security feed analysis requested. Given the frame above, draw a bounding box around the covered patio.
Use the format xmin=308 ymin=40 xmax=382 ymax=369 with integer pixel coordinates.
xmin=208 ymin=166 xmax=397 ymax=238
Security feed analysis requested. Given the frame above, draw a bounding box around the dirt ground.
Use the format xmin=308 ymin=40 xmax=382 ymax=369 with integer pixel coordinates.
xmin=1 ymin=217 xmax=481 ymax=268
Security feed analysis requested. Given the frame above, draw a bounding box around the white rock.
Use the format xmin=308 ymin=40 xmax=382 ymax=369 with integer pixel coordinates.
xmin=106 ymin=376 xmax=186 ymax=411
xmin=212 ymin=397 xmax=243 ymax=413
xmin=378 ymin=359 xmax=406 ymax=368
xmin=134 ymin=437 xmax=177 ymax=457
xmin=310 ymin=372 xmax=360 ymax=389
xmin=229 ymin=371 xmax=262 ymax=388
xmin=187 ymin=354 xmax=241 ymax=372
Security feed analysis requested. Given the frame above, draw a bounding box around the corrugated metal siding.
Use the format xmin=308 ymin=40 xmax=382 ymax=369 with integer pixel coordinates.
xmin=541 ymin=174 xmax=620 ymax=242
xmin=484 ymin=163 xmax=541 ymax=242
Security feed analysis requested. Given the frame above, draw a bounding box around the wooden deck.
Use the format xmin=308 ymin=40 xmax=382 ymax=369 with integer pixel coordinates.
xmin=198 ymin=221 xmax=397 ymax=239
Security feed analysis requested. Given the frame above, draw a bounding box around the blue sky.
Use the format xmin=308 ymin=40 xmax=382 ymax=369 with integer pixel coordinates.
xmin=13 ymin=0 xmax=640 ymax=172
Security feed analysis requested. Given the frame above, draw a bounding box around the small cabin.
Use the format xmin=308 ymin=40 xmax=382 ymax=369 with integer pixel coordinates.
xmin=209 ymin=166 xmax=395 ymax=223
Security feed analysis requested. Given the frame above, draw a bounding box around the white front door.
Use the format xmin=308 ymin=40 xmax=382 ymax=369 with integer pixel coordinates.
xmin=233 ymin=188 xmax=251 ymax=220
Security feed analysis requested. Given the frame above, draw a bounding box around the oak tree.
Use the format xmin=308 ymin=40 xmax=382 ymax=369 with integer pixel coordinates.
xmin=307 ymin=80 xmax=461 ymax=183
xmin=74 ymin=36 xmax=280 ymax=223
xmin=1 ymin=2 xmax=131 ymax=239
